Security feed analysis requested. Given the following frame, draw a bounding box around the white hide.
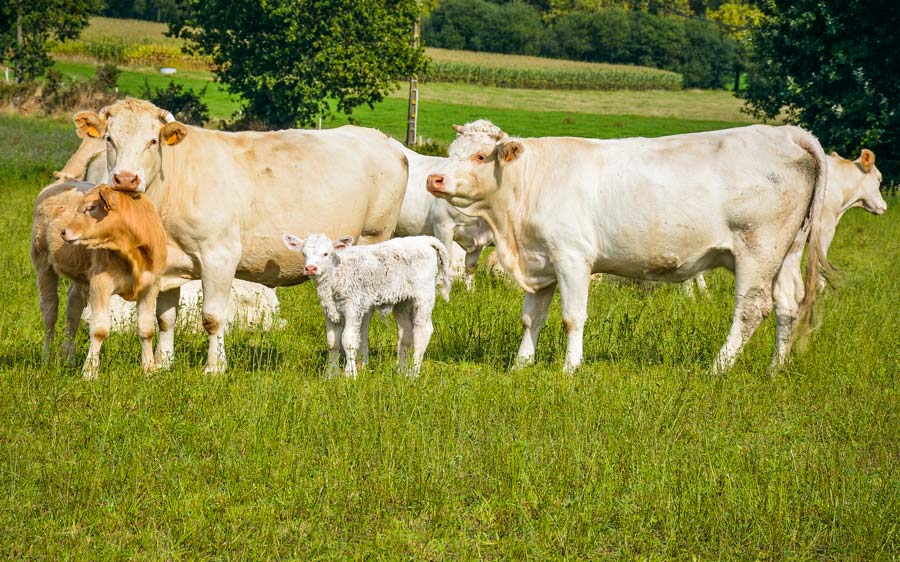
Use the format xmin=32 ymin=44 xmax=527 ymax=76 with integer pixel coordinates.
xmin=82 ymin=279 xmax=282 ymax=333
xmin=284 ymin=234 xmax=451 ymax=377
xmin=391 ymin=140 xmax=494 ymax=289
xmin=428 ymin=120 xmax=833 ymax=373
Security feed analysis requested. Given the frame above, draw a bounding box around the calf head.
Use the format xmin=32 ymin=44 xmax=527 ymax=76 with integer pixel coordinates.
xmin=61 ymin=185 xmax=132 ymax=248
xmin=427 ymin=119 xmax=524 ymax=211
xmin=832 ymin=149 xmax=887 ymax=215
xmin=283 ymin=233 xmax=354 ymax=278
xmin=73 ymin=98 xmax=188 ymax=194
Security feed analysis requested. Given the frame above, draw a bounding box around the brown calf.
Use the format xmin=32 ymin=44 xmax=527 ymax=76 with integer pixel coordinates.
xmin=32 ymin=183 xmax=167 ymax=379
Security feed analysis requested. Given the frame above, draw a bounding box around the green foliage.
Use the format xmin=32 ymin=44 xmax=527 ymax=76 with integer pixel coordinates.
xmin=170 ymin=0 xmax=428 ymax=129
xmin=0 ymin=0 xmax=101 ymax=81
xmin=424 ymin=0 xmax=545 ymax=55
xmin=139 ymin=80 xmax=210 ymax=126
xmin=101 ymin=0 xmax=184 ymax=23
xmin=1 ymin=114 xmax=899 ymax=558
xmin=743 ymin=0 xmax=900 ymax=180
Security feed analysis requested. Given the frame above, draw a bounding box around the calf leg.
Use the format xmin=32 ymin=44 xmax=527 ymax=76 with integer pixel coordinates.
xmin=341 ymin=309 xmax=364 ymax=378
xmin=464 ymin=247 xmax=484 ymax=291
xmin=324 ymin=317 xmax=344 ymax=378
xmin=514 ymin=282 xmax=557 ymax=368
xmin=84 ymin=274 xmax=115 ymax=380
xmin=35 ymin=265 xmax=60 ymax=362
xmin=359 ymin=308 xmax=374 ymax=366
xmin=712 ymin=261 xmax=776 ymax=374
xmin=154 ymin=287 xmax=180 ymax=369
xmin=62 ymin=283 xmax=88 ymax=365
xmin=410 ymin=301 xmax=435 ymax=376
xmin=557 ymin=265 xmax=591 ymax=373
xmin=393 ymin=302 xmax=414 ymax=371
xmin=694 ymin=273 xmax=708 ymax=295
xmin=136 ymin=284 xmax=161 ymax=374
xmin=770 ymin=245 xmax=804 ymax=371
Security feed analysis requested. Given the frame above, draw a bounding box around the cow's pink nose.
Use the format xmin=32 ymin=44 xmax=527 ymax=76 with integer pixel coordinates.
xmin=426 ymin=174 xmax=445 ymax=193
xmin=112 ymin=172 xmax=140 ymax=191
xmin=305 ymin=265 xmax=318 ymax=275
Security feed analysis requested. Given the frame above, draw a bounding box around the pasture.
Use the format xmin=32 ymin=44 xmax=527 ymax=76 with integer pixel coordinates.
xmin=1 ymin=107 xmax=898 ymax=559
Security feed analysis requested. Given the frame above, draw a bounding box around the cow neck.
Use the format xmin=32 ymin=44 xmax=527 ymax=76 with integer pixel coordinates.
xmin=149 ymin=125 xmax=199 ymax=210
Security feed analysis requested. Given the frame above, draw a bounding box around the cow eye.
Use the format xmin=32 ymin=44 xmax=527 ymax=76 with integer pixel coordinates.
xmin=475 ymin=154 xmax=486 ymax=163
xmin=149 ymin=138 xmax=158 ymax=147
xmin=84 ymin=205 xmax=96 ymax=212
xmin=323 ymin=252 xmax=329 ymax=257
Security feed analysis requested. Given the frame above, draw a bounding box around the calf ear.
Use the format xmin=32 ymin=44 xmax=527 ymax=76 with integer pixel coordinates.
xmin=498 ymin=141 xmax=524 ymax=164
xmin=98 ymin=186 xmax=118 ymax=210
xmin=859 ymin=149 xmax=875 ymax=172
xmin=283 ymin=233 xmax=304 ymax=251
xmin=451 ymin=124 xmax=464 ymax=134
xmin=830 ymin=151 xmax=840 ymax=158
xmin=334 ymin=236 xmax=354 ymax=249
xmin=73 ymin=111 xmax=105 ymax=139
xmin=161 ymin=122 xmax=188 ymax=146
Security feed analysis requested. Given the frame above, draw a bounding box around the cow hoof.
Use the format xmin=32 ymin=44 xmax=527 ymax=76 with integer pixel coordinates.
xmin=204 ymin=363 xmax=227 ymax=375
xmin=512 ymin=356 xmax=535 ymax=370
xmin=82 ymin=368 xmax=99 ymax=381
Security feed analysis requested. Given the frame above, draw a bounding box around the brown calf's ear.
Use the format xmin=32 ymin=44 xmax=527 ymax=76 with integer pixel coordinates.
xmin=498 ymin=141 xmax=524 ymax=164
xmin=859 ymin=149 xmax=875 ymax=172
xmin=98 ymin=186 xmax=118 ymax=210
xmin=161 ymin=121 xmax=189 ymax=146
xmin=451 ymin=124 xmax=464 ymax=134
xmin=73 ymin=111 xmax=105 ymax=139
xmin=334 ymin=236 xmax=354 ymax=249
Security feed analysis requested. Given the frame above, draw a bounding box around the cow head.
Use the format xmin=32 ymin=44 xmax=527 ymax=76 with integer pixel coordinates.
xmin=61 ymin=184 xmax=130 ymax=248
xmin=54 ymin=117 xmax=108 ymax=182
xmin=74 ymin=98 xmax=188 ymax=194
xmin=283 ymin=233 xmax=354 ymax=278
xmin=426 ymin=120 xmax=523 ymax=211
xmin=831 ymin=149 xmax=887 ymax=216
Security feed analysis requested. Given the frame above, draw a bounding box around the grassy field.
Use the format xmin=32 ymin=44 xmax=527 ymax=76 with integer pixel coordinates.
xmin=1 ymin=100 xmax=898 ymax=559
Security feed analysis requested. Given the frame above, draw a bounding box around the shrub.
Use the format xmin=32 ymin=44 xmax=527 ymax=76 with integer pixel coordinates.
xmin=140 ymin=80 xmax=210 ymax=126
xmin=94 ymin=64 xmax=120 ymax=91
xmin=425 ymin=0 xmax=545 ymax=55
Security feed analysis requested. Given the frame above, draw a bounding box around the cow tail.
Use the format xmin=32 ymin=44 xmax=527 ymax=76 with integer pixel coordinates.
xmin=430 ymin=238 xmax=452 ymax=302
xmin=793 ymin=127 xmax=834 ymax=343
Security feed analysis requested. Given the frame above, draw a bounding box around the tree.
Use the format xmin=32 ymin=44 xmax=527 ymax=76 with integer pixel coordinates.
xmin=170 ymin=0 xmax=427 ymax=129
xmin=743 ymin=0 xmax=900 ymax=179
xmin=0 ymin=0 xmax=100 ymax=82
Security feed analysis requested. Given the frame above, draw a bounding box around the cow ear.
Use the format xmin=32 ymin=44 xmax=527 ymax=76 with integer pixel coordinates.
xmin=859 ymin=149 xmax=875 ymax=172
xmin=74 ymin=111 xmax=105 ymax=139
xmin=161 ymin=122 xmax=188 ymax=146
xmin=830 ymin=151 xmax=840 ymax=158
xmin=451 ymin=124 xmax=464 ymax=134
xmin=497 ymin=141 xmax=524 ymax=164
xmin=283 ymin=233 xmax=304 ymax=251
xmin=98 ymin=186 xmax=118 ymax=210
xmin=334 ymin=236 xmax=354 ymax=249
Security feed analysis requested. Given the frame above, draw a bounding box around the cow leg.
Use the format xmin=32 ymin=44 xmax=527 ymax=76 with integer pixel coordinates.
xmin=154 ymin=287 xmax=180 ymax=369
xmin=514 ymin=282 xmax=557 ymax=368
xmin=694 ymin=273 xmax=708 ymax=295
xmin=341 ymin=309 xmax=364 ymax=378
xmin=84 ymin=274 xmax=115 ymax=380
xmin=324 ymin=317 xmax=344 ymax=378
xmin=464 ymin=247 xmax=484 ymax=291
xmin=770 ymin=244 xmax=804 ymax=371
xmin=410 ymin=296 xmax=436 ymax=376
xmin=394 ymin=302 xmax=413 ymax=371
xmin=816 ymin=218 xmax=837 ymax=290
xmin=558 ymin=266 xmax=591 ymax=373
xmin=62 ymin=283 xmax=89 ymax=365
xmin=35 ymin=263 xmax=60 ymax=362
xmin=136 ymin=284 xmax=161 ymax=374
xmin=713 ymin=262 xmax=775 ymax=374
xmin=200 ymin=258 xmax=239 ymax=374
xmin=358 ymin=308 xmax=374 ymax=366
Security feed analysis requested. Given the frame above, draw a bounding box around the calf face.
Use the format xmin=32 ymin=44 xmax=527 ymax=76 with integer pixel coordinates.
xmin=283 ymin=233 xmax=353 ymax=277
xmin=427 ymin=121 xmax=523 ymax=211
xmin=74 ymin=99 xmax=188 ymax=194
xmin=61 ymin=186 xmax=125 ymax=248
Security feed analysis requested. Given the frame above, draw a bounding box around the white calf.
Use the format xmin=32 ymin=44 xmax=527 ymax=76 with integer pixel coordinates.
xmin=283 ymin=233 xmax=451 ymax=377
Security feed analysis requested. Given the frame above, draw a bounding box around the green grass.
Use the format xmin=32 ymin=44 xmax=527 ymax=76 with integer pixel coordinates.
xmin=2 ymin=110 xmax=898 ymax=558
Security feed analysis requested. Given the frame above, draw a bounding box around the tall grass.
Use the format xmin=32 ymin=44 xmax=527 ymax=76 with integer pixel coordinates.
xmin=2 ymin=114 xmax=898 ymax=559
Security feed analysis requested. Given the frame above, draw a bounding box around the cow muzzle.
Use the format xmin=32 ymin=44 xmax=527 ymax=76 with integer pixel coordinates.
xmin=61 ymin=228 xmax=82 ymax=243
xmin=305 ymin=265 xmax=319 ymax=276
xmin=426 ymin=173 xmax=449 ymax=196
xmin=112 ymin=172 xmax=141 ymax=192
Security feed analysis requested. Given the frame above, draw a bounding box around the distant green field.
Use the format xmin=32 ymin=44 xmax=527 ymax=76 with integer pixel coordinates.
xmin=51 ymin=61 xmax=746 ymax=144
xmin=1 ymin=108 xmax=898 ymax=559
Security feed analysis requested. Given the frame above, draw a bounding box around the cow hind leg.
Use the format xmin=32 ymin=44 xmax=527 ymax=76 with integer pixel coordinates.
xmin=393 ymin=302 xmax=413 ymax=372
xmin=464 ymin=247 xmax=484 ymax=291
xmin=35 ymin=265 xmax=60 ymax=362
xmin=514 ymin=282 xmax=557 ymax=368
xmin=410 ymin=300 xmax=435 ymax=376
xmin=62 ymin=283 xmax=88 ymax=365
xmin=154 ymin=287 xmax=180 ymax=370
xmin=770 ymin=245 xmax=804 ymax=372
xmin=713 ymin=259 xmax=776 ymax=374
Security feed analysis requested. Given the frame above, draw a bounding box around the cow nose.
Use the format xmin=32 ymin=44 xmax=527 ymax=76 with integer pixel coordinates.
xmin=112 ymin=172 xmax=140 ymax=191
xmin=305 ymin=265 xmax=318 ymax=275
xmin=426 ymin=174 xmax=445 ymax=193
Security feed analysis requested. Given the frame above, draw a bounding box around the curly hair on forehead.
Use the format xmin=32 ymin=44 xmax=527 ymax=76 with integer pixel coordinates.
xmin=451 ymin=119 xmax=509 ymax=141
xmin=102 ymin=97 xmax=175 ymax=123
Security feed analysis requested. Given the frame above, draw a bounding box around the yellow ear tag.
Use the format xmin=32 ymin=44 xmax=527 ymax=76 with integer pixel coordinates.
xmin=166 ymin=133 xmax=179 ymax=145
xmin=87 ymin=126 xmax=101 ymax=138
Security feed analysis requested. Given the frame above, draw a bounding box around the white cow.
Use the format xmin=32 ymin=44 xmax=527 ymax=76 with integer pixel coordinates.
xmin=392 ymin=140 xmax=493 ymax=289
xmin=427 ymin=120 xmax=832 ymax=373
xmin=73 ymin=98 xmax=409 ymax=373
xmin=687 ymin=148 xmax=886 ymax=295
xmin=283 ymin=233 xmax=451 ymax=377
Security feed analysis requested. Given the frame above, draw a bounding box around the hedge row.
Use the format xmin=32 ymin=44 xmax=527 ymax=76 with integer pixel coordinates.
xmin=423 ymin=61 xmax=682 ymax=91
